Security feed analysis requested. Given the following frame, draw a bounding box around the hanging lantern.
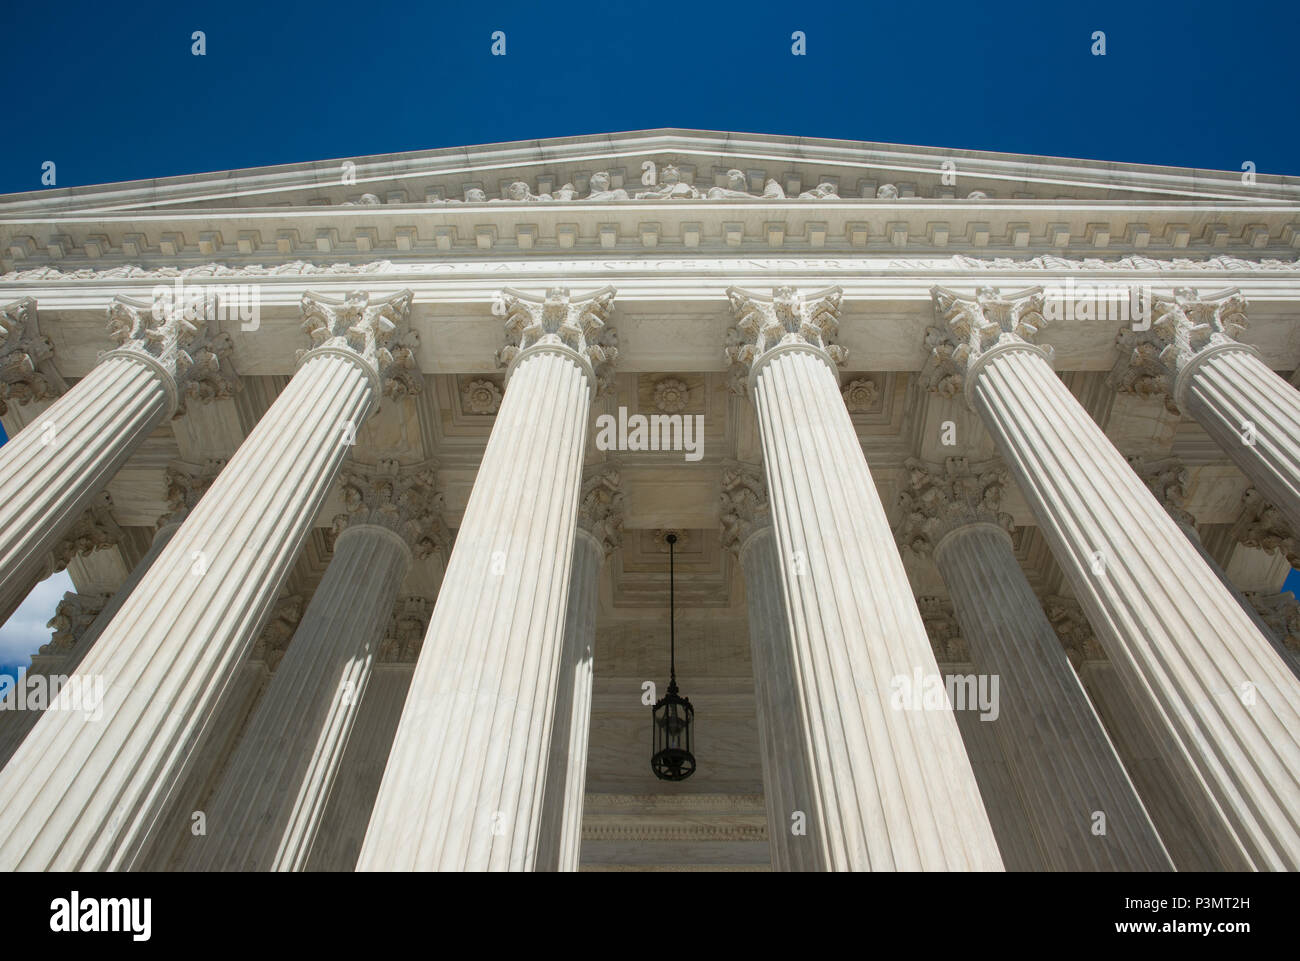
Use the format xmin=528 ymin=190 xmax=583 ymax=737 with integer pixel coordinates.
xmin=651 ymin=532 xmax=695 ymax=780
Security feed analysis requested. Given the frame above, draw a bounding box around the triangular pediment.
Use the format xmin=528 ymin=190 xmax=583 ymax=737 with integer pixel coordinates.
xmin=3 ymin=129 xmax=1296 ymax=217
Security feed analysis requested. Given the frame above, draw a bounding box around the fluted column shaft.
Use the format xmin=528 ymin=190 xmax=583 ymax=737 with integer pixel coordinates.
xmin=932 ymin=522 xmax=1171 ymax=870
xmin=1181 ymin=347 xmax=1300 ymax=533
xmin=0 ymin=356 xmax=170 ymax=623
xmin=0 ymin=350 xmax=377 ymax=870
xmin=359 ymin=346 xmax=594 ymax=870
xmin=536 ymin=528 xmax=602 ymax=871
xmin=305 ymin=663 xmax=416 ymax=871
xmin=186 ymin=521 xmax=412 ymax=871
xmin=748 ymin=347 xmax=1001 ymax=870
xmin=973 ymin=344 xmax=1300 ymax=869
xmin=737 ymin=525 xmax=823 ymax=871
xmin=0 ymin=520 xmax=181 ymax=770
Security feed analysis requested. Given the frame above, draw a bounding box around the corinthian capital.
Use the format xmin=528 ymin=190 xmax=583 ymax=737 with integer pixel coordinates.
xmin=577 ymin=462 xmax=624 ymax=557
xmin=1233 ymin=487 xmax=1299 ymax=566
xmin=46 ymin=491 xmax=122 ymax=576
xmin=1244 ymin=591 xmax=1300 ymax=655
xmin=1126 ymin=454 xmax=1196 ymax=529
xmin=917 ymin=596 xmax=968 ymax=663
xmin=298 ymin=289 xmax=421 ymax=399
xmin=724 ymin=285 xmax=845 ymax=392
xmin=922 ymin=286 xmax=1049 ymax=400
xmin=1043 ymin=595 xmax=1107 ymax=667
xmin=719 ymin=460 xmax=770 ymax=555
xmin=1109 ymin=287 xmax=1248 ymax=414
xmin=379 ymin=595 xmax=433 ymax=663
xmin=251 ymin=593 xmax=305 ymax=672
xmin=333 ymin=459 xmax=448 ymax=558
xmin=40 ymin=591 xmax=110 ymax=656
xmin=496 ymin=286 xmax=618 ymax=395
xmin=0 ymin=298 xmax=66 ymax=415
xmin=105 ymin=291 xmax=240 ymax=417
xmin=162 ymin=458 xmax=226 ymax=527
xmin=896 ymin=456 xmax=1014 ymax=555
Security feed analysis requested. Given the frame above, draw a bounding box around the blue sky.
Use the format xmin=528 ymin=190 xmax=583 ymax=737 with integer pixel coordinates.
xmin=0 ymin=0 xmax=1298 ymax=195
xmin=0 ymin=0 xmax=1297 ymax=678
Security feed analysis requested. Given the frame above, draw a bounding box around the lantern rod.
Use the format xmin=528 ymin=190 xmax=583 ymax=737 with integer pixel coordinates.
xmin=668 ymin=532 xmax=677 ymax=691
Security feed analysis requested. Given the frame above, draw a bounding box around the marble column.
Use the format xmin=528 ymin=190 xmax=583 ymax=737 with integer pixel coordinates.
xmin=0 ymin=288 xmax=420 ymax=870
xmin=898 ymin=457 xmax=1172 ymax=870
xmin=723 ymin=285 xmax=1003 ymax=871
xmin=359 ymin=285 xmax=618 ymax=872
xmin=0 ymin=293 xmax=236 ymax=625
xmin=0 ymin=461 xmax=221 ymax=770
xmin=1128 ymin=457 xmax=1300 ymax=676
xmin=1045 ymin=599 xmax=1226 ymax=871
xmin=306 ymin=596 xmax=432 ymax=871
xmin=1113 ymin=287 xmax=1300 ymax=532
xmin=720 ymin=461 xmax=824 ymax=871
xmin=536 ymin=462 xmax=623 ymax=872
xmin=186 ymin=460 xmax=446 ymax=871
xmin=926 ymin=284 xmax=1300 ymax=870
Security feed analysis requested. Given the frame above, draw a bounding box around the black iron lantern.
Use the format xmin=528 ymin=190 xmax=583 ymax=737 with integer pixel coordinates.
xmin=651 ymin=532 xmax=695 ymax=780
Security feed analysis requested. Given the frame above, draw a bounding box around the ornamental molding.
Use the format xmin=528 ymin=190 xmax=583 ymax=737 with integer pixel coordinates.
xmin=1126 ymin=454 xmax=1197 ymax=529
xmin=897 ymin=457 xmax=1014 ymax=555
xmin=7 ymin=255 xmax=1300 ymax=284
xmin=461 ymin=378 xmax=502 ymax=415
xmin=496 ymin=285 xmax=618 ymax=394
xmin=299 ymin=288 xmax=421 ymax=399
xmin=724 ymin=285 xmax=845 ymax=391
xmin=841 ymin=377 xmax=880 ymax=412
xmin=922 ymin=286 xmax=1049 ymax=400
xmin=1109 ymin=287 xmax=1249 ymax=414
xmin=652 ymin=377 xmax=690 ymax=413
xmin=105 ymin=291 xmax=241 ymax=416
xmin=577 ymin=462 xmax=625 ymax=557
xmin=0 ymin=297 xmax=66 ymax=414
xmin=332 ymin=459 xmax=448 ymax=559
xmin=718 ymin=461 xmax=770 ymax=556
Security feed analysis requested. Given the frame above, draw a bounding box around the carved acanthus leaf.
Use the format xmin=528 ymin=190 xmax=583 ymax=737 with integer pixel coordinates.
xmin=40 ymin=592 xmax=110 ymax=656
xmin=496 ymin=286 xmax=619 ymax=395
xmin=299 ymin=289 xmax=421 ymax=399
xmin=719 ymin=461 xmax=770 ymax=555
xmin=105 ymin=291 xmax=240 ymax=416
xmin=896 ymin=457 xmax=1014 ymax=554
xmin=1233 ymin=487 xmax=1299 ymax=566
xmin=577 ymin=462 xmax=625 ymax=557
xmin=0 ymin=298 xmax=66 ymax=415
xmin=250 ymin=594 xmax=305 ymax=671
xmin=1043 ymin=596 xmax=1107 ymax=667
xmin=379 ymin=595 xmax=432 ymax=662
xmin=724 ymin=285 xmax=845 ymax=391
xmin=921 ymin=286 xmax=1049 ymax=399
xmin=333 ymin=459 xmax=448 ymax=558
xmin=1126 ymin=454 xmax=1196 ymax=529
xmin=1109 ymin=287 xmax=1248 ymax=414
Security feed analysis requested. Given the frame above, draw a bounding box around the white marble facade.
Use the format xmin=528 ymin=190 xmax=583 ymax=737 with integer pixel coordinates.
xmin=0 ymin=129 xmax=1299 ymax=871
